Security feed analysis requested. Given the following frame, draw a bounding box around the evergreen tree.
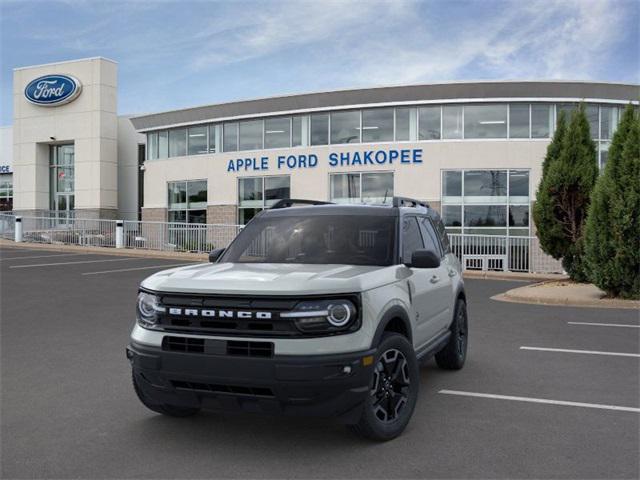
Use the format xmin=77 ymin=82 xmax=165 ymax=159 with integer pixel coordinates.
xmin=584 ymin=106 xmax=640 ymax=298
xmin=533 ymin=111 xmax=567 ymax=258
xmin=533 ymin=105 xmax=598 ymax=281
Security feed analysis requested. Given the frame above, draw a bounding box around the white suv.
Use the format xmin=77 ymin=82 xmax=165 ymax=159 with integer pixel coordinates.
xmin=127 ymin=197 xmax=468 ymax=441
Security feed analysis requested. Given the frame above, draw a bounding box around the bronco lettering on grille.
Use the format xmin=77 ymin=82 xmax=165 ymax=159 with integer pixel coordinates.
xmin=168 ymin=308 xmax=273 ymax=320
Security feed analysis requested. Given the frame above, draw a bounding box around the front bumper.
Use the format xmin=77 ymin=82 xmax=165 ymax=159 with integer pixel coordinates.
xmin=127 ymin=341 xmax=376 ymax=423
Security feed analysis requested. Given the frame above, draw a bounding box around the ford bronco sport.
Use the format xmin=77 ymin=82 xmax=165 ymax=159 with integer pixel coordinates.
xmin=127 ymin=197 xmax=468 ymax=440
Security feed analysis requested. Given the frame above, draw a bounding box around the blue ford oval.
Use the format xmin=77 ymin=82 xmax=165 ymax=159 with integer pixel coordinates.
xmin=24 ymin=74 xmax=82 ymax=106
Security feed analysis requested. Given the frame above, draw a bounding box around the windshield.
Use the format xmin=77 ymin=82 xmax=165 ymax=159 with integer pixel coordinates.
xmin=221 ymin=214 xmax=397 ymax=266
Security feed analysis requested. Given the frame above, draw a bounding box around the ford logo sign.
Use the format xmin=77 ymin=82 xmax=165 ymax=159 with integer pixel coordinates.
xmin=24 ymin=74 xmax=82 ymax=106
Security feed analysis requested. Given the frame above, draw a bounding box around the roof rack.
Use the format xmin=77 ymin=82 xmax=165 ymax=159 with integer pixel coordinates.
xmin=270 ymin=199 xmax=334 ymax=209
xmin=392 ymin=196 xmax=430 ymax=209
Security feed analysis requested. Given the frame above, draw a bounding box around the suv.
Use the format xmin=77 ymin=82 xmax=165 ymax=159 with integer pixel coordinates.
xmin=127 ymin=197 xmax=468 ymax=441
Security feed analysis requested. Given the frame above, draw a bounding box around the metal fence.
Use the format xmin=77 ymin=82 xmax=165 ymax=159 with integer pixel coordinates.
xmin=2 ymin=213 xmax=565 ymax=274
xmin=20 ymin=216 xmax=118 ymax=247
xmin=0 ymin=213 xmax=15 ymax=240
xmin=123 ymin=220 xmax=242 ymax=253
xmin=448 ymin=234 xmax=563 ymax=274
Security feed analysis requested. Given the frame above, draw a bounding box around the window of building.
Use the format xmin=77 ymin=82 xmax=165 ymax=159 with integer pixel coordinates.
xmin=168 ymin=180 xmax=207 ymax=223
xmin=442 ymin=105 xmax=463 ymax=139
xmin=223 ymin=122 xmax=239 ymax=152
xmin=0 ymin=174 xmax=13 ymax=211
xmin=600 ymin=106 xmax=619 ymax=140
xmin=158 ymin=131 xmax=168 ymax=159
xmin=330 ymin=110 xmax=360 ymax=144
xmin=395 ymin=107 xmax=411 ymax=141
xmin=509 ymin=104 xmax=529 ymax=138
xmin=310 ymin=114 xmax=329 ymax=145
xmin=441 ymin=168 xmax=529 ymax=236
xmin=419 ymin=106 xmax=441 ymax=140
xmin=264 ymin=117 xmax=291 ymax=149
xmin=168 ymin=128 xmax=187 ymax=157
xmin=239 ymin=120 xmax=263 ymax=150
xmin=330 ymin=172 xmax=393 ymax=204
xmin=586 ymin=105 xmax=599 ymax=140
xmin=208 ymin=125 xmax=217 ymax=153
xmin=464 ymin=104 xmax=507 ymax=139
xmin=292 ymin=116 xmax=303 ymax=146
xmin=187 ymin=126 xmax=208 ymax=155
xmin=50 ymin=144 xmax=75 ymax=219
xmin=362 ymin=108 xmax=394 ymax=143
xmin=238 ymin=176 xmax=290 ymax=224
xmin=531 ymin=104 xmax=552 ymax=138
xmin=147 ymin=132 xmax=158 ymax=160
xmin=402 ymin=217 xmax=424 ymax=264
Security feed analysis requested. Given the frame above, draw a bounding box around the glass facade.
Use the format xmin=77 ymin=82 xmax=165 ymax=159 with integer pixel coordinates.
xmin=330 ymin=172 xmax=393 ymax=204
xmin=238 ymin=176 xmax=291 ymax=224
xmin=143 ymin=103 xmax=625 ymax=165
xmin=0 ymin=174 xmax=12 ymax=211
xmin=50 ymin=144 xmax=75 ymax=218
xmin=168 ymin=180 xmax=207 ymax=223
xmin=441 ymin=169 xmax=530 ymax=236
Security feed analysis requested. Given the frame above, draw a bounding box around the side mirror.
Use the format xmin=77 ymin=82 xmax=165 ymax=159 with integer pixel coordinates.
xmin=208 ymin=248 xmax=225 ymax=263
xmin=406 ymin=249 xmax=440 ymax=269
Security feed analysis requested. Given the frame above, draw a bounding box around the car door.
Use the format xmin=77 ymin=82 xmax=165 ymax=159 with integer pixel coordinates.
xmin=401 ymin=216 xmax=442 ymax=347
xmin=418 ymin=216 xmax=455 ymax=332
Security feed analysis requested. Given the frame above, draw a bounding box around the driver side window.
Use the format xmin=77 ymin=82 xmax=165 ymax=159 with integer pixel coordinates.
xmin=402 ymin=217 xmax=424 ymax=263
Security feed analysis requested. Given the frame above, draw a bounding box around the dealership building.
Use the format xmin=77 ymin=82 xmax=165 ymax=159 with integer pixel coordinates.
xmin=3 ymin=57 xmax=639 ymax=240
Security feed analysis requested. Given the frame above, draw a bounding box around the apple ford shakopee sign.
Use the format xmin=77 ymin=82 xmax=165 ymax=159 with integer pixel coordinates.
xmin=24 ymin=74 xmax=82 ymax=106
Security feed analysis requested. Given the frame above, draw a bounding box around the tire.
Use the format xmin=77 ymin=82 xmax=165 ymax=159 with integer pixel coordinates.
xmin=132 ymin=371 xmax=200 ymax=417
xmin=348 ymin=333 xmax=419 ymax=441
xmin=435 ymin=298 xmax=468 ymax=370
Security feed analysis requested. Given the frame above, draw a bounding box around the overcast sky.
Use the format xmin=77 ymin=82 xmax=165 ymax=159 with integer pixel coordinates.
xmin=1 ymin=0 xmax=638 ymax=125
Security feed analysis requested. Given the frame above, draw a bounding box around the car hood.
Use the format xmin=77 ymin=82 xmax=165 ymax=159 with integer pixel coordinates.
xmin=140 ymin=262 xmax=400 ymax=295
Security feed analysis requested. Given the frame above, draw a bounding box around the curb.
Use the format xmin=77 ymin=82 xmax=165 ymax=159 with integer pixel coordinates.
xmin=462 ymin=271 xmax=567 ymax=282
xmin=492 ymin=283 xmax=640 ymax=310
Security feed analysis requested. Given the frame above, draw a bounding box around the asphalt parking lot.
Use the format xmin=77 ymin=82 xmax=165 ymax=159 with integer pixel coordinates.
xmin=1 ymin=245 xmax=638 ymax=479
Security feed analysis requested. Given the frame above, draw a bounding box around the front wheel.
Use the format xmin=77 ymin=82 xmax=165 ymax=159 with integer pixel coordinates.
xmin=348 ymin=333 xmax=419 ymax=441
xmin=435 ymin=298 xmax=468 ymax=370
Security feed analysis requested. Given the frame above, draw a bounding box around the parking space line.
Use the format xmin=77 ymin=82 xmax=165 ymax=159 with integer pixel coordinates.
xmin=10 ymin=258 xmax=135 ymax=268
xmin=568 ymin=322 xmax=640 ymax=328
xmin=520 ymin=346 xmax=640 ymax=358
xmin=0 ymin=253 xmax=89 ymax=261
xmin=82 ymin=263 xmax=195 ymax=275
xmin=439 ymin=390 xmax=640 ymax=413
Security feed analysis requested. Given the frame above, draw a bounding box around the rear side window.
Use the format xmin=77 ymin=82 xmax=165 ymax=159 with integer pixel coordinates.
xmin=402 ymin=217 xmax=424 ymax=263
xmin=429 ymin=212 xmax=451 ymax=253
xmin=419 ymin=217 xmax=443 ymax=258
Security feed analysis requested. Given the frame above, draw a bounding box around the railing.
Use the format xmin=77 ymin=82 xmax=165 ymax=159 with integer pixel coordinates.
xmin=448 ymin=234 xmax=563 ymax=274
xmin=20 ymin=216 xmax=118 ymax=247
xmin=123 ymin=220 xmax=242 ymax=253
xmin=0 ymin=213 xmax=15 ymax=240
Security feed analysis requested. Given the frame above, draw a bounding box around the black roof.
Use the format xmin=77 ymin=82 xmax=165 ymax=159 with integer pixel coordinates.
xmin=261 ymin=203 xmax=425 ymax=218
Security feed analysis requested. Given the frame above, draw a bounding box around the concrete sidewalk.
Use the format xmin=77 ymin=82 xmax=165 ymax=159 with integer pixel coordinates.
xmin=493 ymin=280 xmax=640 ymax=309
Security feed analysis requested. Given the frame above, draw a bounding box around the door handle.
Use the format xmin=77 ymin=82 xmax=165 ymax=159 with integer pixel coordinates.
xmin=430 ymin=275 xmax=440 ymax=284
xmin=448 ymin=269 xmax=457 ymax=277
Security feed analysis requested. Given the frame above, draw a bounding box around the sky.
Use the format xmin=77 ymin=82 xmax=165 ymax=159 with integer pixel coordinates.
xmin=1 ymin=0 xmax=638 ymax=126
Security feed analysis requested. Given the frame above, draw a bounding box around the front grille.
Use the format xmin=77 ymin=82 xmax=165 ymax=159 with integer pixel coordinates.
xmin=227 ymin=340 xmax=274 ymax=358
xmin=162 ymin=336 xmax=274 ymax=357
xmin=171 ymin=380 xmax=274 ymax=397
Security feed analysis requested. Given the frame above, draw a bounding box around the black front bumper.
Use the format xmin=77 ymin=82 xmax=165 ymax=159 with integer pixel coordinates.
xmin=127 ymin=341 xmax=376 ymax=423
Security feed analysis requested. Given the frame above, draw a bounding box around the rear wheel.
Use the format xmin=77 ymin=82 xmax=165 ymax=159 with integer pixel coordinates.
xmin=435 ymin=298 xmax=468 ymax=370
xmin=132 ymin=372 xmax=200 ymax=417
xmin=348 ymin=333 xmax=419 ymax=441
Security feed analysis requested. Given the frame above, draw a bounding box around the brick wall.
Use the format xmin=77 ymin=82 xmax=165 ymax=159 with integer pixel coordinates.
xmin=207 ymin=205 xmax=237 ymax=225
xmin=141 ymin=208 xmax=167 ymax=223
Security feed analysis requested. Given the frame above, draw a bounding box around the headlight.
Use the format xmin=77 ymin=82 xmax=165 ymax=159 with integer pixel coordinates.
xmin=136 ymin=291 xmax=165 ymax=328
xmin=282 ymin=298 xmax=358 ymax=333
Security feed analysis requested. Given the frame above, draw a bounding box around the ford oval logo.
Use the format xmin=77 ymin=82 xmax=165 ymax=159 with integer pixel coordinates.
xmin=24 ymin=74 xmax=82 ymax=106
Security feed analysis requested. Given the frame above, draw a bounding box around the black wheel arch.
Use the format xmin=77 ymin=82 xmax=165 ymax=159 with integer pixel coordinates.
xmin=371 ymin=305 xmax=413 ymax=348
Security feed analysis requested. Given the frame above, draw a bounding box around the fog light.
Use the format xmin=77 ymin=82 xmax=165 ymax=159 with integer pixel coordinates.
xmin=362 ymin=355 xmax=374 ymax=366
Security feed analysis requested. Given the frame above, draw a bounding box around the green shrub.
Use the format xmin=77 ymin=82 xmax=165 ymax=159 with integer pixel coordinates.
xmin=584 ymin=106 xmax=640 ymax=298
